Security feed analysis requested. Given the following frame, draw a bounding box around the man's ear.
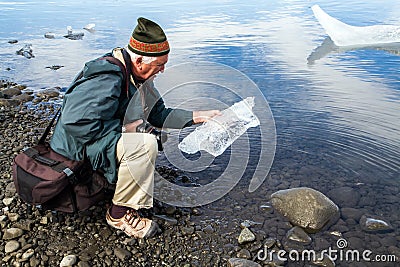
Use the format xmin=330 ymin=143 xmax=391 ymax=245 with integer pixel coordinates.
xmin=134 ymin=56 xmax=143 ymax=67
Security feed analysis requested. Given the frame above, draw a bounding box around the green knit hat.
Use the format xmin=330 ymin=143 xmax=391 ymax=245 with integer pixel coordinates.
xmin=128 ymin=17 xmax=170 ymax=57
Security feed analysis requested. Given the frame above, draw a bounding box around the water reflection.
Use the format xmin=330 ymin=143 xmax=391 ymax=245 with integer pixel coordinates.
xmin=307 ymin=36 xmax=400 ymax=64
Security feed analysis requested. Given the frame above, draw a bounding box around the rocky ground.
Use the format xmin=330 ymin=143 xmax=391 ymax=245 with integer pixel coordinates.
xmin=0 ymin=80 xmax=399 ymax=267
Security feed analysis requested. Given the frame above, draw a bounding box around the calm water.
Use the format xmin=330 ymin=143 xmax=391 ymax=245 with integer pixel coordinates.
xmin=1 ymin=0 xmax=399 ymax=262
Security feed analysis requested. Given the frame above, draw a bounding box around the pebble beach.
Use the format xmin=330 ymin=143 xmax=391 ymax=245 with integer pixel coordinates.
xmin=0 ymin=80 xmax=399 ymax=267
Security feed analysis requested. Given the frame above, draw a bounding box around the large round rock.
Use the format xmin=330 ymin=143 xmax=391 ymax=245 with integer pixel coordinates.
xmin=270 ymin=187 xmax=339 ymax=232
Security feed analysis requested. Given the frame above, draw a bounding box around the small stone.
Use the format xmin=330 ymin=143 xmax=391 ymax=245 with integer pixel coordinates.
xmin=2 ymin=197 xmax=14 ymax=206
xmin=360 ymin=215 xmax=393 ymax=233
xmin=21 ymin=248 xmax=35 ymax=261
xmin=7 ymin=212 xmax=20 ymax=222
xmin=181 ymin=226 xmax=195 ymax=236
xmin=238 ymin=227 xmax=256 ymax=244
xmin=203 ymin=225 xmax=214 ymax=234
xmin=5 ymin=240 xmax=20 ymax=253
xmin=3 ymin=227 xmax=24 ymax=240
xmin=240 ymin=220 xmax=262 ymax=228
xmin=40 ymin=216 xmax=48 ymax=225
xmin=236 ymin=249 xmax=251 ymax=259
xmin=259 ymin=204 xmax=273 ymax=213
xmin=60 ymin=255 xmax=77 ymax=267
xmin=286 ymin=226 xmax=312 ymax=244
xmin=227 ymin=258 xmax=261 ymax=267
xmin=114 ymin=247 xmax=131 ymax=261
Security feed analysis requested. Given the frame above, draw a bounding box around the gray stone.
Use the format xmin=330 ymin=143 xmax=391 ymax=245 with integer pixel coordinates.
xmin=340 ymin=208 xmax=364 ymax=222
xmin=286 ymin=226 xmax=312 ymax=244
xmin=271 ymin=187 xmax=339 ymax=232
xmin=13 ymin=93 xmax=34 ymax=102
xmin=36 ymin=87 xmax=60 ymax=98
xmin=5 ymin=240 xmax=20 ymax=253
xmin=21 ymin=248 xmax=35 ymax=261
xmin=238 ymin=227 xmax=256 ymax=244
xmin=360 ymin=215 xmax=393 ymax=233
xmin=114 ymin=247 xmax=131 ymax=261
xmin=236 ymin=248 xmax=251 ymax=259
xmin=3 ymin=227 xmax=24 ymax=240
xmin=227 ymin=258 xmax=261 ymax=267
xmin=2 ymin=87 xmax=21 ymax=97
xmin=240 ymin=220 xmax=262 ymax=228
xmin=60 ymin=254 xmax=77 ymax=267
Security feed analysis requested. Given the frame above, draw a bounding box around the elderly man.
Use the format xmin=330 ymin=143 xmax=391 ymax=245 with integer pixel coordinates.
xmin=50 ymin=17 xmax=220 ymax=238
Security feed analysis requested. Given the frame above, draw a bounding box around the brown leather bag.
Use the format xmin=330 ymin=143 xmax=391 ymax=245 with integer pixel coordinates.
xmin=12 ymin=110 xmax=109 ymax=213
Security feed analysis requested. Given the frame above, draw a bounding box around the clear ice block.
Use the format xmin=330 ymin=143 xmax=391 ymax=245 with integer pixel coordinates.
xmin=178 ymin=97 xmax=260 ymax=157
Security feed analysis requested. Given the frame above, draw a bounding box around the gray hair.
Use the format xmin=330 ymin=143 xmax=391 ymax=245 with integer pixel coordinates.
xmin=125 ymin=46 xmax=157 ymax=64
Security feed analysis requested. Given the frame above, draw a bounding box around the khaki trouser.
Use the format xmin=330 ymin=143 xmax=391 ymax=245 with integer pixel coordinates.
xmin=112 ymin=133 xmax=158 ymax=210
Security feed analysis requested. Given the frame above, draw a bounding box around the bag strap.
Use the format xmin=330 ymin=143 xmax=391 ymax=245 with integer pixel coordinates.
xmin=38 ymin=108 xmax=61 ymax=145
xmin=100 ymin=56 xmax=130 ymax=98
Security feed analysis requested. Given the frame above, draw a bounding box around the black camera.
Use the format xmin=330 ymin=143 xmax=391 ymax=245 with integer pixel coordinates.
xmin=136 ymin=121 xmax=168 ymax=151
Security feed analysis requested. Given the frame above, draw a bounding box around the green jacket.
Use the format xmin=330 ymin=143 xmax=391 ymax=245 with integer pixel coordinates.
xmin=50 ymin=52 xmax=193 ymax=183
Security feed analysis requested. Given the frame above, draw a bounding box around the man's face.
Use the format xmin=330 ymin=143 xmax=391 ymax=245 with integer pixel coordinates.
xmin=134 ymin=54 xmax=168 ymax=80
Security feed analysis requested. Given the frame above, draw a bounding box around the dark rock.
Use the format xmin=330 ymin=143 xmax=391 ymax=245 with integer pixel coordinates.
xmin=327 ymin=186 xmax=360 ymax=208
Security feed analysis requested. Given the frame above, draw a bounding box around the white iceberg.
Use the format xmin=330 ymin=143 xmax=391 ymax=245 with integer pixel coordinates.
xmin=178 ymin=97 xmax=260 ymax=157
xmin=312 ymin=5 xmax=400 ymax=47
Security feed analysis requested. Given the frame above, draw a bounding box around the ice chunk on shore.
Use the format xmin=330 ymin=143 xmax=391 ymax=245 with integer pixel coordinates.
xmin=178 ymin=97 xmax=260 ymax=157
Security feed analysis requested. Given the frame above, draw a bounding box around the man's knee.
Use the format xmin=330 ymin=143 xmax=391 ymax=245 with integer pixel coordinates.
xmin=142 ymin=134 xmax=158 ymax=159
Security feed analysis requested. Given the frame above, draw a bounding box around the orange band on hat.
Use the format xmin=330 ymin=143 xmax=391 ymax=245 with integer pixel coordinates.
xmin=129 ymin=36 xmax=170 ymax=54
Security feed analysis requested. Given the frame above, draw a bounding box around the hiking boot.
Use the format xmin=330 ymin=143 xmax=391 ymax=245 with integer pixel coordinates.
xmin=106 ymin=208 xmax=160 ymax=238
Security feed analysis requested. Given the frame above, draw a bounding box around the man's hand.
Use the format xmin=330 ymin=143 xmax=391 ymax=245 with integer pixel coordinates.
xmin=193 ymin=110 xmax=222 ymax=124
xmin=122 ymin=119 xmax=143 ymax=133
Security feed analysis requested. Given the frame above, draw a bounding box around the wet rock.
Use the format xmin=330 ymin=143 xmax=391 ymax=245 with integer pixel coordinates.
xmin=3 ymin=227 xmax=24 ymax=240
xmin=327 ymin=186 xmax=360 ymax=208
xmin=2 ymin=87 xmax=21 ymax=97
xmin=227 ymin=258 xmax=261 ymax=267
xmin=271 ymin=187 xmax=339 ymax=232
xmin=36 ymin=87 xmax=60 ymax=98
xmin=13 ymin=93 xmax=34 ymax=103
xmin=340 ymin=207 xmax=364 ymax=222
xmin=46 ymin=65 xmax=64 ymax=70
xmin=240 ymin=220 xmax=262 ymax=228
xmin=286 ymin=226 xmax=312 ymax=244
xmin=64 ymin=32 xmax=84 ymax=40
xmin=259 ymin=204 xmax=273 ymax=213
xmin=60 ymin=254 xmax=77 ymax=266
xmin=0 ymin=98 xmax=20 ymax=106
xmin=360 ymin=215 xmax=393 ymax=233
xmin=44 ymin=32 xmax=55 ymax=39
xmin=238 ymin=227 xmax=256 ymax=244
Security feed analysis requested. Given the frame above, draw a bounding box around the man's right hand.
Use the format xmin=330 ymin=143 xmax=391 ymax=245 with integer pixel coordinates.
xmin=122 ymin=119 xmax=144 ymax=133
